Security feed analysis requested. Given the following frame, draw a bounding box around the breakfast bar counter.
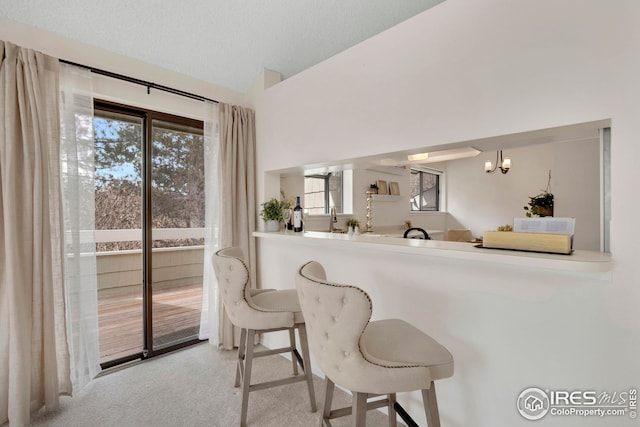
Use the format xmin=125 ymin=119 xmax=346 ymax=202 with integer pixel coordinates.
xmin=254 ymin=230 xmax=612 ymax=274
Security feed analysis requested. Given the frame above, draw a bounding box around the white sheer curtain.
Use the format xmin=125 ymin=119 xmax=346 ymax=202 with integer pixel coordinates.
xmin=0 ymin=41 xmax=71 ymax=427
xmin=199 ymin=101 xmax=221 ymax=343
xmin=59 ymin=63 xmax=101 ymax=391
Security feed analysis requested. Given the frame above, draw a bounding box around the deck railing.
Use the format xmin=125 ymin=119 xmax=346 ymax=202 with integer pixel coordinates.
xmin=93 ymin=228 xmax=206 ymax=296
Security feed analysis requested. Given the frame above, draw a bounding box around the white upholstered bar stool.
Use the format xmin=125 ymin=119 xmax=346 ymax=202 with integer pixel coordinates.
xmin=213 ymin=247 xmax=317 ymax=426
xmin=296 ymin=261 xmax=454 ymax=427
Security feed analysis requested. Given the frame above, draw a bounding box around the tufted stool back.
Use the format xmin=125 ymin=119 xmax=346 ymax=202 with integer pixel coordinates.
xmin=297 ymin=260 xmax=453 ymax=426
xmin=297 ymin=261 xmax=432 ymax=394
xmin=296 ymin=261 xmax=372 ymax=392
xmin=213 ymin=247 xmax=293 ymax=330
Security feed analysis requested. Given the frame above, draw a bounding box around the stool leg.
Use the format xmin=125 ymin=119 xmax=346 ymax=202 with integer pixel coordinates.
xmin=288 ymin=328 xmax=299 ymax=375
xmin=421 ymin=382 xmax=441 ymax=427
xmin=352 ymin=392 xmax=367 ymax=427
xmin=320 ymin=377 xmax=335 ymax=427
xmin=240 ymin=329 xmax=256 ymax=427
xmin=235 ymin=328 xmax=247 ymax=387
xmin=387 ymin=393 xmax=397 ymax=427
xmin=297 ymin=324 xmax=317 ymax=412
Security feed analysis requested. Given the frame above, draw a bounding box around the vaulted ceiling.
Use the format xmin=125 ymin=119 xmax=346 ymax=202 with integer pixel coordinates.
xmin=0 ymin=0 xmax=446 ymax=92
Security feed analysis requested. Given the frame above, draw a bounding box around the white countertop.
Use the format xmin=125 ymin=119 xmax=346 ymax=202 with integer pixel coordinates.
xmin=254 ymin=230 xmax=612 ymax=273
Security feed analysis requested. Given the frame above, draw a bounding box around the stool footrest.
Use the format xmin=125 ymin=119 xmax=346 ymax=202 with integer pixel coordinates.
xmin=328 ymin=396 xmax=389 ymax=419
xmin=249 ymin=374 xmax=308 ymax=392
xmin=253 ymin=346 xmax=294 ymax=358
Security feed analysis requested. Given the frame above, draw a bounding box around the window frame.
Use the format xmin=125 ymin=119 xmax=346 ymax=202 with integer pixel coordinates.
xmin=304 ymin=173 xmax=332 ymax=215
xmin=303 ymin=170 xmax=352 ymax=215
xmin=410 ymin=167 xmax=443 ymax=212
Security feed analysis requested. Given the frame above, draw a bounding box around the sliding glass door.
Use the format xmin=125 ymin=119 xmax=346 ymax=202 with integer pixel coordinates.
xmin=94 ymin=106 xmax=144 ymax=364
xmin=94 ymin=101 xmax=204 ymax=367
xmin=150 ymin=118 xmax=204 ymax=351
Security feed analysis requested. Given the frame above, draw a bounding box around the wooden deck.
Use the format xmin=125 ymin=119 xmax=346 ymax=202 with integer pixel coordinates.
xmin=98 ymin=283 xmax=203 ymax=363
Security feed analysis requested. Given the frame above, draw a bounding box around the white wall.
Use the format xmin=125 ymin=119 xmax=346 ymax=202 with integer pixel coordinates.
xmin=280 ymin=175 xmax=305 ymax=205
xmin=258 ymin=1 xmax=631 ymax=171
xmin=553 ymin=138 xmax=601 ymax=250
xmin=254 ymin=0 xmax=640 ymax=315
xmin=252 ymin=0 xmax=640 ymax=425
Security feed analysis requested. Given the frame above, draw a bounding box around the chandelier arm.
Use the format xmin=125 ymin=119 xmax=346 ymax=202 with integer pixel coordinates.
xmin=486 ymin=150 xmax=499 ymax=173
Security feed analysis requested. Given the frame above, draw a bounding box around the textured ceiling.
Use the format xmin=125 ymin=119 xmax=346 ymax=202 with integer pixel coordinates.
xmin=0 ymin=0 xmax=446 ymax=92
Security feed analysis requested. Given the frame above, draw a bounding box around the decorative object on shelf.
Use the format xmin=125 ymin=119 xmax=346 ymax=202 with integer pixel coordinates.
xmin=524 ymin=170 xmax=554 ymax=217
xmin=369 ymin=183 xmax=378 ymax=194
xmin=484 ymin=150 xmax=511 ymax=174
xmin=389 ymin=181 xmax=400 ymax=195
xmin=376 ymin=180 xmax=388 ymax=195
xmin=265 ymin=220 xmax=279 ymax=232
xmin=280 ymin=191 xmax=294 ymax=231
xmin=345 ymin=218 xmax=359 ymax=234
xmin=283 ymin=208 xmax=293 ymax=231
xmin=259 ymin=197 xmax=290 ymax=232
xmin=496 ymin=224 xmax=513 ymax=231
xmin=365 ymin=190 xmax=375 ymax=233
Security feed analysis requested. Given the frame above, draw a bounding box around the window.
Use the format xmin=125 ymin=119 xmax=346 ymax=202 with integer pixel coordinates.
xmin=304 ymin=172 xmax=344 ymax=215
xmin=410 ymin=168 xmax=441 ymax=211
xmin=94 ymin=108 xmax=143 ymax=251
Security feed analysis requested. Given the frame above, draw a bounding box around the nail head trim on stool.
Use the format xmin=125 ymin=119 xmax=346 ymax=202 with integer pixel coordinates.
xmin=296 ymin=260 xmax=453 ymax=427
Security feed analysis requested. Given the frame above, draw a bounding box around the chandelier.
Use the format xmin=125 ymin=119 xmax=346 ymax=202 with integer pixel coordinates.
xmin=485 ymin=150 xmax=511 ymax=174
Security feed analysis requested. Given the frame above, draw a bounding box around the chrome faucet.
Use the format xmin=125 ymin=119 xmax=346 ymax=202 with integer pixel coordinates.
xmin=329 ymin=206 xmax=337 ymax=232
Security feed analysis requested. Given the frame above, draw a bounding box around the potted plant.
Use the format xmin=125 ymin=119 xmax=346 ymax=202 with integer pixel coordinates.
xmin=524 ymin=171 xmax=554 ymax=217
xmin=260 ymin=198 xmax=289 ymax=231
xmin=345 ymin=218 xmax=359 ymax=233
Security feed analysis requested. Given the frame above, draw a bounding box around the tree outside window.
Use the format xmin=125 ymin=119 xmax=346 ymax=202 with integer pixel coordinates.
xmin=410 ymin=169 xmax=440 ymax=211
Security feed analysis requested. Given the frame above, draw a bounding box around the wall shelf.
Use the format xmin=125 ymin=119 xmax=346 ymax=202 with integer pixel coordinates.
xmin=371 ymin=194 xmax=403 ymax=202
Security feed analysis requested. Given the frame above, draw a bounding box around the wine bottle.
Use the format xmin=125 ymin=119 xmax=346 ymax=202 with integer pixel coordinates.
xmin=293 ymin=196 xmax=303 ymax=232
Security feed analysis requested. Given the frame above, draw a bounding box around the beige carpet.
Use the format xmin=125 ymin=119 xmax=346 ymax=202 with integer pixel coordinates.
xmin=26 ymin=342 xmax=403 ymax=427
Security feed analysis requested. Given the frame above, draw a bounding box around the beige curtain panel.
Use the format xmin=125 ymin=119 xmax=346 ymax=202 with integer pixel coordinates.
xmin=217 ymin=103 xmax=257 ymax=350
xmin=0 ymin=41 xmax=71 ymax=426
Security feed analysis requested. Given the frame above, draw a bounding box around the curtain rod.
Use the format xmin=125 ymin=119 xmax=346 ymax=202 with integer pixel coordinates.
xmin=59 ymin=59 xmax=219 ymax=104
